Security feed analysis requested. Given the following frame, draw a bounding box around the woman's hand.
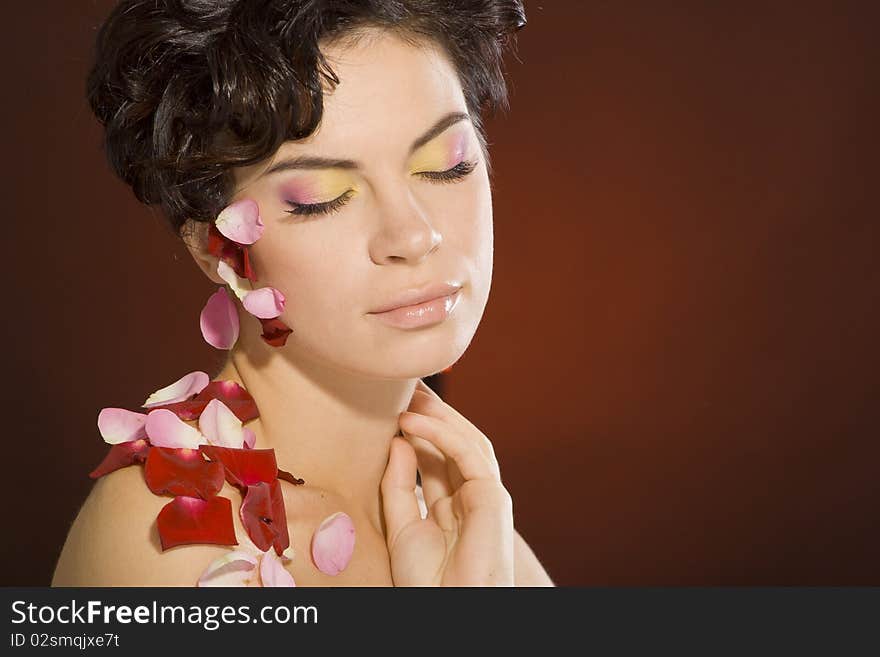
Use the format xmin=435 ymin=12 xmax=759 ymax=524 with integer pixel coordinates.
xmin=381 ymin=378 xmax=515 ymax=586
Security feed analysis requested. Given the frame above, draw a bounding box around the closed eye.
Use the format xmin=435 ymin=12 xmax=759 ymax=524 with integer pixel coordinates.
xmin=414 ymin=159 xmax=478 ymax=183
xmin=283 ymin=159 xmax=478 ymax=217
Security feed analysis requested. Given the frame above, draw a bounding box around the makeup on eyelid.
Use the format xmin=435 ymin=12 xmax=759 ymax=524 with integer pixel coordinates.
xmin=279 ymin=169 xmax=358 ymax=205
xmin=278 ymin=128 xmax=472 ymax=207
xmin=409 ymin=129 xmax=469 ymax=172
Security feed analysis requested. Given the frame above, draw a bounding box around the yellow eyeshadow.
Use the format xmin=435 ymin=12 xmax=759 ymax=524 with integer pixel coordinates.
xmin=281 ymin=169 xmax=358 ymax=204
xmin=409 ymin=130 xmax=468 ymax=172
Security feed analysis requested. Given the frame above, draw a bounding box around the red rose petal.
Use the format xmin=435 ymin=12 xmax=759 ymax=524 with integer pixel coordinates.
xmin=240 ymin=480 xmax=289 ymax=554
xmin=277 ymin=468 xmax=305 ymax=486
xmin=144 ymin=446 xmax=225 ymax=499
xmin=156 ymin=496 xmax=237 ymax=550
xmin=258 ymin=317 xmax=293 ymax=347
xmin=241 ymin=246 xmax=257 ymax=282
xmin=89 ymin=439 xmax=151 ymax=479
xmin=193 ymin=381 xmax=259 ymax=422
xmin=268 ymin=479 xmax=290 ymax=554
xmin=200 ymin=445 xmax=277 ymax=487
xmin=208 ymin=223 xmax=256 ymax=282
xmin=145 ymin=381 xmax=258 ymax=422
xmin=142 ymin=399 xmax=208 ymax=421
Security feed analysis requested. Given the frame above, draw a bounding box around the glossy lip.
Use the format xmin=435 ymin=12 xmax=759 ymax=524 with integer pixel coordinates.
xmin=367 ymin=287 xmax=463 ymax=330
xmin=368 ymin=282 xmax=463 ymax=314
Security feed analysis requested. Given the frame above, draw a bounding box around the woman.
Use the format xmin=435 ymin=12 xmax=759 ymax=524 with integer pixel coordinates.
xmin=53 ymin=0 xmax=553 ymax=587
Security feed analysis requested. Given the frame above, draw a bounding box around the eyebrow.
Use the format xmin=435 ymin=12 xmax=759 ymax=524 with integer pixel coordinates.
xmin=262 ymin=111 xmax=471 ymax=176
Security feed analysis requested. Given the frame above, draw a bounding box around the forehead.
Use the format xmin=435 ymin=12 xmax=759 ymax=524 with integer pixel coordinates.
xmin=234 ymin=28 xmax=467 ymax=187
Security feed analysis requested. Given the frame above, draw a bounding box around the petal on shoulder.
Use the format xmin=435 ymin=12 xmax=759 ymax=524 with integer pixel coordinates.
xmin=259 ymin=549 xmax=296 ymax=587
xmin=198 ymin=549 xmax=260 ymax=587
xmin=142 ymin=371 xmax=210 ymax=409
xmin=97 ymin=408 xmax=148 ymax=444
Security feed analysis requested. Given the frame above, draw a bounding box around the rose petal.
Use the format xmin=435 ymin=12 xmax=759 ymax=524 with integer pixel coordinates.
xmin=89 ymin=439 xmax=151 ymax=479
xmin=240 ymin=480 xmax=289 ymax=554
xmin=156 ymin=496 xmax=238 ymax=551
xmin=215 ymin=198 xmax=264 ymax=245
xmin=198 ymin=549 xmax=260 ymax=587
xmin=144 ymin=446 xmax=225 ymax=499
xmin=259 ymin=548 xmax=296 ymax=587
xmin=241 ymin=246 xmax=257 ymax=282
xmin=151 ymin=380 xmax=258 ymax=423
xmin=142 ymin=371 xmax=210 ymax=409
xmin=311 ymin=511 xmax=356 ymax=576
xmin=242 ymin=287 xmax=285 ymax=319
xmin=199 ymin=446 xmax=277 ymax=487
xmin=258 ymin=317 xmax=293 ymax=347
xmin=277 ymin=468 xmax=305 ymax=486
xmin=141 ymin=400 xmax=208 ymax=421
xmin=208 ymin=223 xmax=257 ymax=282
xmin=217 ymin=260 xmax=252 ymax=301
xmin=200 ymin=287 xmax=240 ymax=350
xmin=97 ymin=408 xmax=148 ymax=444
xmin=199 ymin=398 xmax=247 ymax=448
xmin=193 ymin=380 xmax=259 ymax=422
xmin=242 ymin=427 xmax=256 ymax=449
xmin=145 ymin=409 xmax=206 ymax=449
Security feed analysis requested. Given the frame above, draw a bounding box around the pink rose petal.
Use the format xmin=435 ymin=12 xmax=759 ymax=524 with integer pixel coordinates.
xmin=215 ymin=198 xmax=264 ymax=245
xmin=200 ymin=287 xmax=240 ymax=350
xmin=259 ymin=548 xmax=296 ymax=587
xmin=97 ymin=407 xmax=148 ymax=444
xmin=142 ymin=371 xmax=210 ymax=409
xmin=145 ymin=409 xmax=206 ymax=449
xmin=242 ymin=287 xmax=285 ymax=319
xmin=199 ymin=398 xmax=247 ymax=448
xmin=197 ymin=549 xmax=260 ymax=587
xmin=242 ymin=427 xmax=256 ymax=449
xmin=311 ymin=511 xmax=355 ymax=576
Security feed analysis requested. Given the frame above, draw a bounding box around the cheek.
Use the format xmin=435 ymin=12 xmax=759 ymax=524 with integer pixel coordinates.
xmin=446 ymin=167 xmax=493 ymax=258
xmin=247 ymin=230 xmax=363 ymax=320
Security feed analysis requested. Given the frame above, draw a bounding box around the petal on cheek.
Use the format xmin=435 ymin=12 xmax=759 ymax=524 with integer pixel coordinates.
xmin=242 ymin=287 xmax=285 ymax=319
xmin=217 ymin=260 xmax=252 ymax=300
xmin=215 ymin=198 xmax=265 ymax=245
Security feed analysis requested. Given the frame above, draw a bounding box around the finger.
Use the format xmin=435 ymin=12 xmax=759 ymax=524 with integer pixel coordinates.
xmin=399 ymin=411 xmax=500 ymax=482
xmin=410 ymin=382 xmax=497 ymax=464
xmin=380 ymin=436 xmax=422 ymax=550
xmin=406 ymin=432 xmax=456 ymax=510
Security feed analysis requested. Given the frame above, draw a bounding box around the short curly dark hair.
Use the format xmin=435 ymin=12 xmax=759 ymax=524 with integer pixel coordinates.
xmin=86 ymin=0 xmax=526 ymax=240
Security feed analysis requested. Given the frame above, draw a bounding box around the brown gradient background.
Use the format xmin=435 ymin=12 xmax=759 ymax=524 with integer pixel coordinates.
xmin=6 ymin=1 xmax=877 ymax=586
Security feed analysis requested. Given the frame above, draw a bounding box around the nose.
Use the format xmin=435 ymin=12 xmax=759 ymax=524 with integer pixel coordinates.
xmin=368 ymin=187 xmax=442 ymax=265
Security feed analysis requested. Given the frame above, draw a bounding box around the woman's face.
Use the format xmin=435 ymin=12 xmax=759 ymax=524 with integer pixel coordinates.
xmin=215 ymin=29 xmax=494 ymax=379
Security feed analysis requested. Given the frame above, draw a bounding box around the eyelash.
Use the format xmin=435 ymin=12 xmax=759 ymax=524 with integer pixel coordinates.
xmin=283 ymin=159 xmax=478 ymax=217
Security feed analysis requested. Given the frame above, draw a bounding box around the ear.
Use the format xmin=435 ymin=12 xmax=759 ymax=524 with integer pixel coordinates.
xmin=181 ymin=219 xmax=225 ymax=285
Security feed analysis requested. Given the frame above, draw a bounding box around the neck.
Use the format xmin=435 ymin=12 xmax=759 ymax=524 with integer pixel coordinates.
xmin=211 ymin=335 xmax=417 ymax=534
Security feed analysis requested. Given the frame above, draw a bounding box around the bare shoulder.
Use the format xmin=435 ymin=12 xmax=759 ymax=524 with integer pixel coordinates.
xmin=513 ymin=527 xmax=555 ymax=587
xmin=52 ymin=466 xmax=231 ymax=587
